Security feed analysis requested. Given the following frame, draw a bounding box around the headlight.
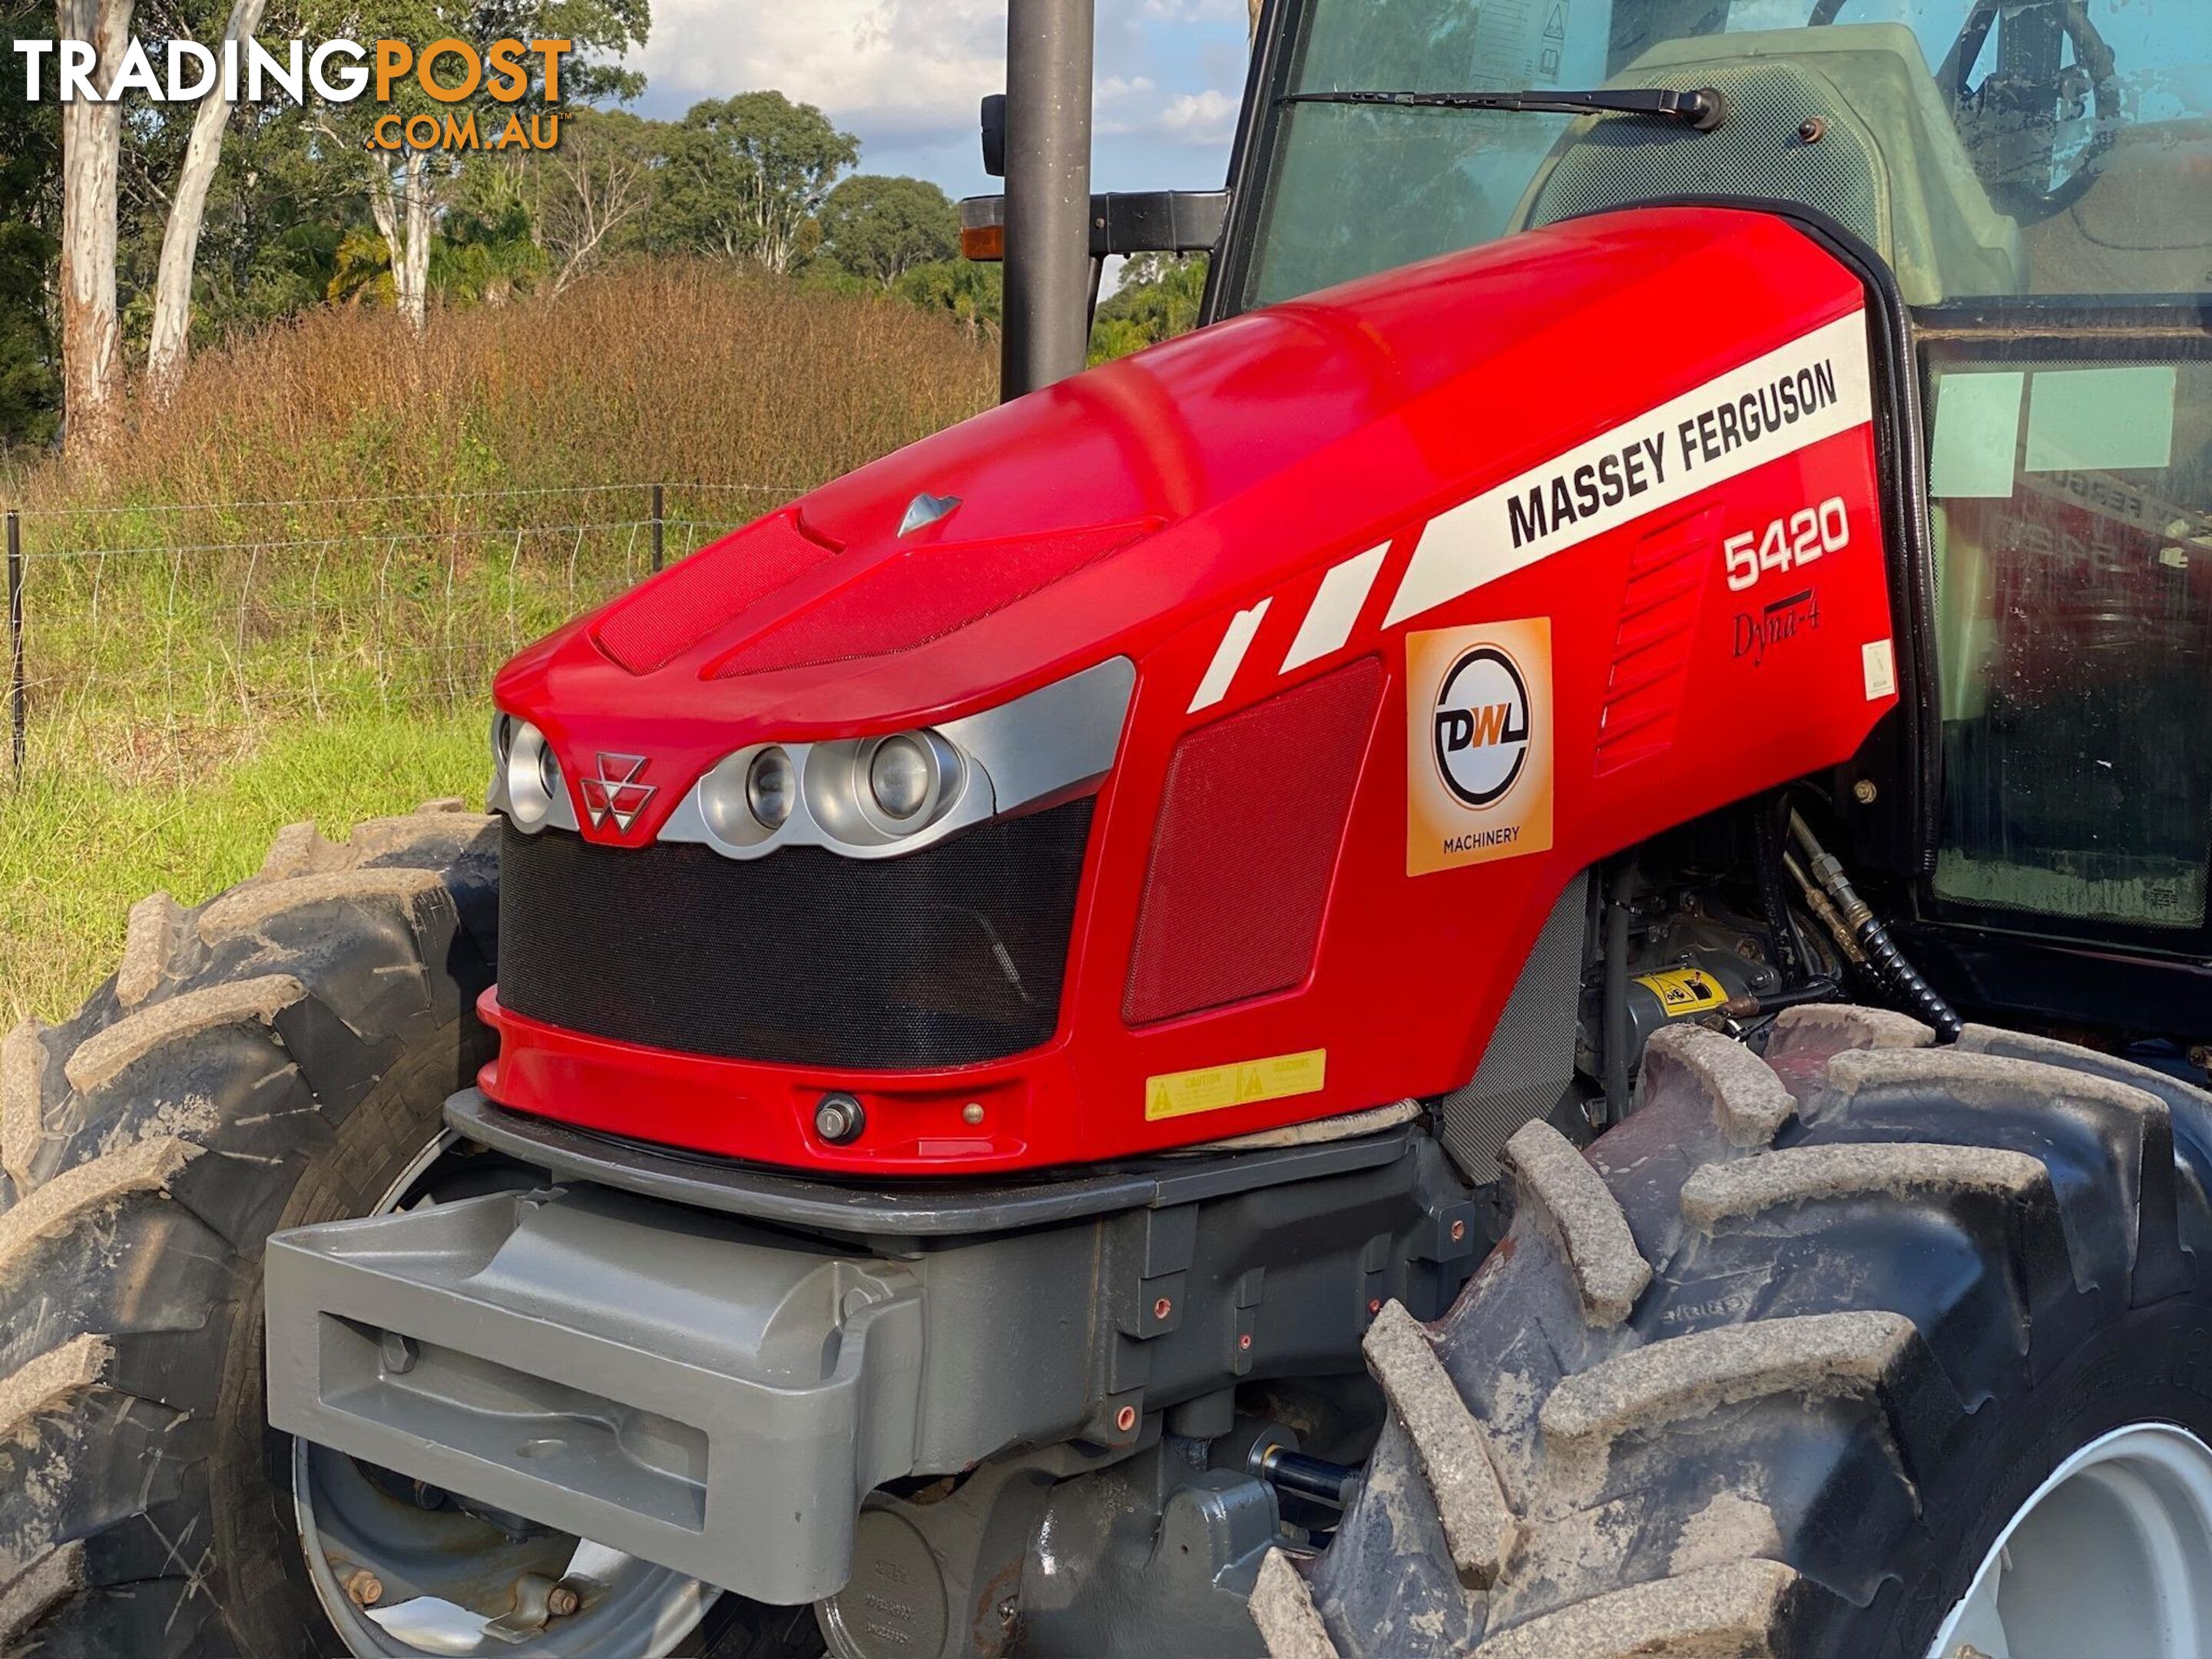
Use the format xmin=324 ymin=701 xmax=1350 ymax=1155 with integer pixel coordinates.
xmin=859 ymin=731 xmax=959 ymax=830
xmin=869 ymin=736 xmax=932 ymax=819
xmin=697 ymin=745 xmax=796 ymax=847
xmin=747 ymin=747 xmax=798 ymax=830
xmin=505 ymin=720 xmax=562 ymax=828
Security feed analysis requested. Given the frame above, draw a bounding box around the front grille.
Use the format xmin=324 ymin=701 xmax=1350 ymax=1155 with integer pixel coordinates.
xmin=497 ymin=801 xmax=1094 ymax=1069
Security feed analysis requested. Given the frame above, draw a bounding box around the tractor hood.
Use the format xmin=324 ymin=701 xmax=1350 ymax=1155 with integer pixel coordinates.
xmin=492 ymin=207 xmax=1863 ymax=846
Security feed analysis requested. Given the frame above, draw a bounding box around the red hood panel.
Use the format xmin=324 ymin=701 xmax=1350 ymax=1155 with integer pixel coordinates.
xmin=483 ymin=204 xmax=1902 ymax=1173
xmin=493 ymin=207 xmax=1866 ymax=846
xmin=707 ymin=518 xmax=1157 ymax=678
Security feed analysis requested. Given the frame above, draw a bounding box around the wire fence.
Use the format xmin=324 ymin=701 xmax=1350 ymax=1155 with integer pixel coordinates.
xmin=1 ymin=482 xmax=791 ymax=780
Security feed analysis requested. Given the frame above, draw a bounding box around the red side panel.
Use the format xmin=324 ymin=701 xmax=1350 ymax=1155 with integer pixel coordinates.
xmin=1124 ymin=658 xmax=1382 ymax=1024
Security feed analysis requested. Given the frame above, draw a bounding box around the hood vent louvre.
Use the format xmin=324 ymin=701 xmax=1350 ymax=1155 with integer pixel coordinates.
xmin=710 ymin=521 xmax=1154 ymax=678
xmin=594 ymin=510 xmax=841 ymax=675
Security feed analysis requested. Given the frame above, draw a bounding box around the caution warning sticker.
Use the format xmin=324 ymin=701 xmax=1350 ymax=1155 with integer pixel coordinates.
xmin=1635 ymin=966 xmax=1729 ymax=1015
xmin=1145 ymin=1049 xmax=1326 ymax=1122
xmin=1407 ymin=617 xmax=1554 ymax=876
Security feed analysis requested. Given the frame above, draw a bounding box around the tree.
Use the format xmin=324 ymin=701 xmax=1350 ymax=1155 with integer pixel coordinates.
xmin=55 ymin=0 xmax=133 ymax=452
xmin=302 ymin=0 xmax=651 ymax=328
xmin=539 ymin=108 xmax=655 ymax=294
xmin=655 ymin=92 xmax=856 ymax=273
xmin=816 ymin=174 xmax=957 ymax=288
xmin=145 ymin=0 xmax=267 ymax=398
xmin=0 ymin=2 xmax=61 ymax=447
xmin=1089 ymin=253 xmax=1207 ymax=363
xmin=893 ymin=258 xmax=1000 ymax=339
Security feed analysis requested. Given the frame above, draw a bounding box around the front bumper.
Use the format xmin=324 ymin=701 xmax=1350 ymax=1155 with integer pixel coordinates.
xmin=266 ymin=1181 xmax=934 ymax=1605
xmin=266 ymin=1093 xmax=1479 ymax=1604
xmin=477 ymin=988 xmax=1058 ymax=1174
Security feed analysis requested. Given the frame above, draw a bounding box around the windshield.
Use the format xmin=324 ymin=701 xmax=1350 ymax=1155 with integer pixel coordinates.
xmin=1234 ymin=0 xmax=2212 ymax=310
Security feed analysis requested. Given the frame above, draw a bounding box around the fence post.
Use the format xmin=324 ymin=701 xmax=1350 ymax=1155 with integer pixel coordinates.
xmin=650 ymin=483 xmax=665 ymax=574
xmin=6 ymin=511 xmax=22 ymax=779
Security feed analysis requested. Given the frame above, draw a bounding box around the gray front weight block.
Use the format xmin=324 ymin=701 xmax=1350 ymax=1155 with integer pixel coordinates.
xmin=268 ymin=1114 xmax=1483 ymax=1610
xmin=266 ymin=1184 xmax=931 ymax=1605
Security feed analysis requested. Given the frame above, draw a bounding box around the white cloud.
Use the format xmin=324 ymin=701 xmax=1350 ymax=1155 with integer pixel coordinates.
xmin=627 ymin=1 xmax=1249 ymax=188
xmin=631 ymin=0 xmax=1008 ymax=149
xmin=1159 ymin=87 xmax=1239 ymax=144
xmin=1140 ymin=0 xmax=1247 ymax=21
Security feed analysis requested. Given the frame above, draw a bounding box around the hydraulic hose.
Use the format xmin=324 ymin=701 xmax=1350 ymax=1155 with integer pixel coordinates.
xmin=1787 ymin=812 xmax=1964 ymax=1042
xmin=1751 ymin=796 xmax=1812 ymax=988
xmin=1603 ymin=859 xmax=1636 ymax=1124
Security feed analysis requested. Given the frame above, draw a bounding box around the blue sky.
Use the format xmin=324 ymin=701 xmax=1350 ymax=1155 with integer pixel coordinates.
xmin=624 ymin=1 xmax=1251 ymax=202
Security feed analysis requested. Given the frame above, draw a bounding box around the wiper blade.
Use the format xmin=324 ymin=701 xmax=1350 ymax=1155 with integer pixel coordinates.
xmin=1280 ymin=84 xmax=1727 ymax=131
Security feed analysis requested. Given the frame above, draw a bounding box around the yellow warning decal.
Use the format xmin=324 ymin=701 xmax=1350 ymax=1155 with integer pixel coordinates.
xmin=1144 ymin=1048 xmax=1327 ymax=1123
xmin=1635 ymin=967 xmax=1730 ymax=1015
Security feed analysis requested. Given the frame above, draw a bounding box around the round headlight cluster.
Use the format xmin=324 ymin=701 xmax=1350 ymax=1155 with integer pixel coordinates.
xmin=698 ymin=745 xmax=799 ymax=847
xmin=867 ymin=735 xmax=935 ymax=821
xmin=693 ymin=730 xmax=965 ymax=853
xmin=504 ymin=720 xmax=563 ymax=828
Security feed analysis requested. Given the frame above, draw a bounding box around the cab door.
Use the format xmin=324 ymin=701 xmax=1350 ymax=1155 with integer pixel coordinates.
xmin=1913 ymin=304 xmax=2212 ymax=1032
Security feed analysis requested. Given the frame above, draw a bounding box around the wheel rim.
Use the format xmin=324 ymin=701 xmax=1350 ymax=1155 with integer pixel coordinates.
xmin=291 ymin=1132 xmax=718 ymax=1657
xmin=1928 ymin=1422 xmax=2212 ymax=1659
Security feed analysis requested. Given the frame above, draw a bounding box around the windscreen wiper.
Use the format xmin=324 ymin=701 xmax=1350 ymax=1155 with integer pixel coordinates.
xmin=1280 ymin=85 xmax=1727 ymax=131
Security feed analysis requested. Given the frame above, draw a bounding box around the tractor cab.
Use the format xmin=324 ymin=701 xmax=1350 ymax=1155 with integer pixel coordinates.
xmin=1192 ymin=0 xmax=2212 ymax=1053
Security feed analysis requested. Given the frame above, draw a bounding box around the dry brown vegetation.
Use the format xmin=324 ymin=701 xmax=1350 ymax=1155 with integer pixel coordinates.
xmin=8 ymin=258 xmax=997 ymax=513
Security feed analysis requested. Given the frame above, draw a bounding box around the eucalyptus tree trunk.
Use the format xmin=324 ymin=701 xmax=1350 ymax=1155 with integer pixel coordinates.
xmin=146 ymin=0 xmax=269 ymax=400
xmin=55 ymin=0 xmax=132 ymax=455
xmin=369 ymin=150 xmax=435 ymax=329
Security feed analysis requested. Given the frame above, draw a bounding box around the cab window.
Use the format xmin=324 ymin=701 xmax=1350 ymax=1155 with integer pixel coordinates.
xmin=1235 ymin=0 xmax=2212 ymax=310
xmin=1926 ymin=336 xmax=2212 ymax=932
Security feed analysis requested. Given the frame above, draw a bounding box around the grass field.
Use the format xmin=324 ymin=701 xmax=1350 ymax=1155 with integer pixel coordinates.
xmin=2 ymin=260 xmax=996 ymax=1023
xmin=1 ymin=714 xmax=485 ymax=1022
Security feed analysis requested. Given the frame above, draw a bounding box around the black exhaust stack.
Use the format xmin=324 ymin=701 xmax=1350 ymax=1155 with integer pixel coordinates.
xmin=1001 ymin=0 xmax=1095 ymax=399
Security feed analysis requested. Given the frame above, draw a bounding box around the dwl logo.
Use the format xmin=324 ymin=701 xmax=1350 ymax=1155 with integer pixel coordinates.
xmin=1432 ymin=646 xmax=1531 ymax=808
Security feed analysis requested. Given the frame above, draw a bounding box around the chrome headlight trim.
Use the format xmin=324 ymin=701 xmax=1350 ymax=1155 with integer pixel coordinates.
xmin=486 ymin=714 xmax=580 ymax=833
xmin=659 ymin=655 xmax=1135 ymax=862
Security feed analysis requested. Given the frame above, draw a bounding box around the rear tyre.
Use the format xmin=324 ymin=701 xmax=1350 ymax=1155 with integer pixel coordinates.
xmin=0 ymin=807 xmax=819 ymax=1659
xmin=1254 ymin=1006 xmax=2212 ymax=1659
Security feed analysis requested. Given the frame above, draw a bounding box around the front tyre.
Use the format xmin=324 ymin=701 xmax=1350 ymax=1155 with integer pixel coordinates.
xmin=0 ymin=807 xmax=816 ymax=1659
xmin=1254 ymin=1006 xmax=2212 ymax=1659
xmin=0 ymin=805 xmax=504 ymax=1657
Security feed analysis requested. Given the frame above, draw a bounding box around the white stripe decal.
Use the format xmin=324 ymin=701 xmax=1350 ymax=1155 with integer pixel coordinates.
xmin=1384 ymin=310 xmax=1875 ymax=628
xmin=1281 ymin=543 xmax=1388 ymax=674
xmin=1189 ymin=598 xmax=1272 ymax=713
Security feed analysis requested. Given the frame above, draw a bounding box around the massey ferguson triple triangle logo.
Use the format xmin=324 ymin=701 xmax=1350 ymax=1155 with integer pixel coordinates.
xmin=581 ymin=753 xmax=656 ymax=833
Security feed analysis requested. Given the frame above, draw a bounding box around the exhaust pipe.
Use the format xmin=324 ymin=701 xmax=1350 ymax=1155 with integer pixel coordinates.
xmin=1002 ymin=0 xmax=1094 ymax=399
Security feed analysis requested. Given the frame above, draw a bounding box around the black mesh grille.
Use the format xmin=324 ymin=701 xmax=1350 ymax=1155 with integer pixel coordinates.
xmin=497 ymin=801 xmax=1093 ymax=1069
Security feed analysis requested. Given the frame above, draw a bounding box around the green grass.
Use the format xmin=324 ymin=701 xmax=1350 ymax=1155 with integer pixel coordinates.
xmin=5 ymin=512 xmax=724 ymax=1025
xmin=5 ymin=712 xmax=488 ymax=1023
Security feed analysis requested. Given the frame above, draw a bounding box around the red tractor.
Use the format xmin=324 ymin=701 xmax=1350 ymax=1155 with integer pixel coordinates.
xmin=7 ymin=2 xmax=2210 ymax=1656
